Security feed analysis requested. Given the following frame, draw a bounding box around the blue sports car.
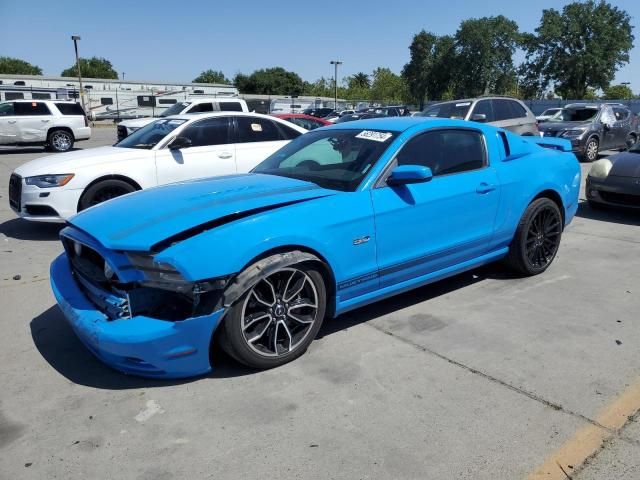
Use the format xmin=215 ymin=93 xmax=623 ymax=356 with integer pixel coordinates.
xmin=50 ymin=118 xmax=580 ymax=378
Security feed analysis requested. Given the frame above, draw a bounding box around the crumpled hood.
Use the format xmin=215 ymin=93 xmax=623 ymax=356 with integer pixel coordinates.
xmin=539 ymin=121 xmax=591 ymax=133
xmin=68 ymin=174 xmax=335 ymax=251
xmin=608 ymin=151 xmax=640 ymax=178
xmin=14 ymin=146 xmax=149 ymax=177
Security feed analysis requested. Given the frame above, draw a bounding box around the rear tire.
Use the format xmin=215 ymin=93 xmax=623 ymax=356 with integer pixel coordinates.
xmin=47 ymin=129 xmax=74 ymax=152
xmin=505 ymin=198 xmax=563 ymax=276
xmin=79 ymin=179 xmax=136 ymax=210
xmin=218 ymin=258 xmax=326 ymax=369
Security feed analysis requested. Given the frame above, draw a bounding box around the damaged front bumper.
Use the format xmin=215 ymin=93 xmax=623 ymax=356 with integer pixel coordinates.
xmin=50 ymin=253 xmax=225 ymax=378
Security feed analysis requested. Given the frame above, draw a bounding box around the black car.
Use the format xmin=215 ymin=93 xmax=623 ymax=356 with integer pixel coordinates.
xmin=334 ymin=112 xmax=387 ymax=123
xmin=538 ymin=103 xmax=638 ymax=162
xmin=586 ymin=142 xmax=640 ymax=209
xmin=302 ymin=108 xmax=335 ymax=118
xmin=357 ymin=106 xmax=411 ymax=117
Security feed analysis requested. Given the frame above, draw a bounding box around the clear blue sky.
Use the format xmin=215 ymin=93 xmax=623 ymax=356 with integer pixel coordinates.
xmin=1 ymin=0 xmax=638 ymax=92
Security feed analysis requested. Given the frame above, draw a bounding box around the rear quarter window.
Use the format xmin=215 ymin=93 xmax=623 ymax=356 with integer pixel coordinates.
xmin=54 ymin=103 xmax=86 ymax=116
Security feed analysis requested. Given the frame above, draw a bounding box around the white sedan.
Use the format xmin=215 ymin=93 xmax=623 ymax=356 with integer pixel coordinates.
xmin=9 ymin=112 xmax=306 ymax=222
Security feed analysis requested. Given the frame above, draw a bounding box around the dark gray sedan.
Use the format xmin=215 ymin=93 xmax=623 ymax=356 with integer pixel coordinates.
xmin=586 ymin=143 xmax=640 ymax=209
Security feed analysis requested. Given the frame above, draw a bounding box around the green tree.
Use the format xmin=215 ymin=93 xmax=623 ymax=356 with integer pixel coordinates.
xmin=402 ymin=30 xmax=438 ymax=108
xmin=351 ymin=72 xmax=370 ymax=89
xmin=369 ymin=67 xmax=408 ymax=104
xmin=61 ymin=57 xmax=118 ymax=79
xmin=521 ymin=1 xmax=634 ymax=99
xmin=232 ymin=67 xmax=304 ymax=95
xmin=0 ymin=56 xmax=42 ymax=75
xmin=193 ymin=69 xmax=229 ymax=84
xmin=454 ymin=15 xmax=520 ymax=97
xmin=343 ymin=74 xmax=370 ymax=101
xmin=603 ymin=84 xmax=634 ymax=100
xmin=303 ymin=77 xmax=333 ymax=97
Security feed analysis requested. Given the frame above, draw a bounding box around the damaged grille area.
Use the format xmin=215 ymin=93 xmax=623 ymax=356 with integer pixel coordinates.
xmin=61 ymin=236 xmax=226 ymax=321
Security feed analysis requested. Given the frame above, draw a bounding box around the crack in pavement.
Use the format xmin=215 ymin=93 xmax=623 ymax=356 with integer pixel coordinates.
xmin=365 ymin=321 xmax=617 ymax=434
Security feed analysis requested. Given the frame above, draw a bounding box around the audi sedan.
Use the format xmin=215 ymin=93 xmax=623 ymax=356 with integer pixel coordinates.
xmin=50 ymin=117 xmax=580 ymax=378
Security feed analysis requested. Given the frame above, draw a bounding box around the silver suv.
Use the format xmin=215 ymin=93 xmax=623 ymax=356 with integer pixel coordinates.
xmin=0 ymin=100 xmax=91 ymax=152
xmin=419 ymin=96 xmax=539 ymax=136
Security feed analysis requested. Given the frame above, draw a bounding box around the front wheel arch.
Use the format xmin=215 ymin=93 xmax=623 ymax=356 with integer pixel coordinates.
xmin=77 ymin=175 xmax=142 ymax=212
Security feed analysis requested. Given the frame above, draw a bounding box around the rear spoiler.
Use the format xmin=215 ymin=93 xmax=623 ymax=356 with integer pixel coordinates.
xmin=523 ymin=136 xmax=573 ymax=152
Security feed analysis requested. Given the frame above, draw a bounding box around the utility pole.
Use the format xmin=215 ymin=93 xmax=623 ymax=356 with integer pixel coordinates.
xmin=71 ymin=35 xmax=85 ymax=113
xmin=330 ymin=60 xmax=342 ymax=110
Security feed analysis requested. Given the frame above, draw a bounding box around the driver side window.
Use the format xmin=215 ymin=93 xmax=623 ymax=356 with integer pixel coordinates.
xmin=179 ymin=117 xmax=232 ymax=147
xmin=396 ymin=129 xmax=486 ymax=177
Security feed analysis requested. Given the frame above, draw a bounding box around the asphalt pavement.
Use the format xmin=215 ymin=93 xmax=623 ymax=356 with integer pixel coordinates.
xmin=0 ymin=127 xmax=639 ymax=479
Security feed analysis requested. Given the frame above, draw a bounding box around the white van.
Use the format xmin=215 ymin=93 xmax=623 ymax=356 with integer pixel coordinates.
xmin=117 ymin=98 xmax=248 ymax=139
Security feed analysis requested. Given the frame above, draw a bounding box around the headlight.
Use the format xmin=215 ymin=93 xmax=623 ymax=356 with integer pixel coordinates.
xmin=25 ymin=174 xmax=74 ymax=188
xmin=561 ymin=129 xmax=587 ymax=138
xmin=588 ymin=159 xmax=613 ymax=179
xmin=127 ymin=252 xmax=186 ymax=284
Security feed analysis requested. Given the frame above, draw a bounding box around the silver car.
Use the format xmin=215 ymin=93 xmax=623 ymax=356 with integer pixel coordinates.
xmin=419 ymin=96 xmax=539 ymax=136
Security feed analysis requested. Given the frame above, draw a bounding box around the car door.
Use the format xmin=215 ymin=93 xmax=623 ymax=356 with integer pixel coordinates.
xmin=599 ymin=106 xmax=618 ymax=150
xmin=14 ymin=101 xmax=52 ymax=142
xmin=371 ymin=128 xmax=500 ymax=288
xmin=0 ymin=102 xmax=18 ymax=144
xmin=613 ymin=107 xmax=632 ymax=147
xmin=233 ymin=116 xmax=302 ymax=172
xmin=154 ymin=116 xmax=236 ymax=185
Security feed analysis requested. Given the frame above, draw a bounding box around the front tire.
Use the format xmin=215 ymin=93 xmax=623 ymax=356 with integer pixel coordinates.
xmin=79 ymin=179 xmax=137 ymax=211
xmin=506 ymin=198 xmax=563 ymax=276
xmin=219 ymin=259 xmax=326 ymax=369
xmin=47 ymin=129 xmax=74 ymax=152
xmin=582 ymin=137 xmax=599 ymax=162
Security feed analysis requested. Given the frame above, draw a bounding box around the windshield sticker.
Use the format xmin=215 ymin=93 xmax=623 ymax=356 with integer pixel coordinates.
xmin=251 ymin=123 xmax=263 ymax=132
xmin=455 ymin=102 xmax=471 ymax=107
xmin=356 ymin=130 xmax=393 ymax=142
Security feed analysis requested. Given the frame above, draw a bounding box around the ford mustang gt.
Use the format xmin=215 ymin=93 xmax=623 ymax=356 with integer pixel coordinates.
xmin=49 ymin=118 xmax=581 ymax=378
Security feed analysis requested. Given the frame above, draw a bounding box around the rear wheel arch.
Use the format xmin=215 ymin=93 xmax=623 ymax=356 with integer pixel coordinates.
xmin=77 ymin=175 xmax=142 ymax=212
xmin=47 ymin=126 xmax=74 ymax=140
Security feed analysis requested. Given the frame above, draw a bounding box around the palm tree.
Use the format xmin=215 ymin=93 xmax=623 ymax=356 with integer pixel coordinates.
xmin=352 ymin=72 xmax=370 ymax=89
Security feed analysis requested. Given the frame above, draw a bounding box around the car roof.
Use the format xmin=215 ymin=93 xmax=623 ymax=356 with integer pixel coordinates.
xmin=165 ymin=111 xmax=281 ymax=121
xmin=325 ymin=116 xmax=475 ymax=133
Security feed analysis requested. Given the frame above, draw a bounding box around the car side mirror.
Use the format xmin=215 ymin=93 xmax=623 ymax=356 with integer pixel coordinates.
xmin=387 ymin=165 xmax=433 ymax=186
xmin=470 ymin=113 xmax=487 ymax=123
xmin=169 ymin=136 xmax=192 ymax=150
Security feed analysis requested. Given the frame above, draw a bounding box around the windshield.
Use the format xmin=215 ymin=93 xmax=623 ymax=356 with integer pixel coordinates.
xmin=252 ymin=128 xmax=398 ymax=191
xmin=422 ymin=101 xmax=471 ymax=120
xmin=551 ymin=108 xmax=598 ymax=122
xmin=115 ymin=119 xmax=187 ymax=149
xmin=159 ymin=101 xmax=191 ymax=117
xmin=541 ymin=109 xmax=560 ymax=116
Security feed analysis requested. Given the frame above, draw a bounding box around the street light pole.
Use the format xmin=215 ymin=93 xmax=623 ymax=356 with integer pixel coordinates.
xmin=330 ymin=60 xmax=342 ymax=110
xmin=71 ymin=35 xmax=85 ymax=113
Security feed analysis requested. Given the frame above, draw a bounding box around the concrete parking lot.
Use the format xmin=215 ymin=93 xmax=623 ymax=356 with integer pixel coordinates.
xmin=0 ymin=127 xmax=639 ymax=479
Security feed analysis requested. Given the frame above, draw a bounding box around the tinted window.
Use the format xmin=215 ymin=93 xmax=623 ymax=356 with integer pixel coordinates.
xmin=101 ymin=97 xmax=114 ymax=105
xmin=275 ymin=121 xmax=302 ymax=140
xmin=32 ymin=93 xmax=51 ymax=100
xmin=137 ymin=96 xmax=156 ymax=107
xmin=159 ymin=101 xmax=190 ymax=117
xmin=5 ymin=92 xmax=24 ymax=100
xmin=55 ymin=103 xmax=85 ymax=116
xmin=187 ymin=103 xmax=214 ymax=113
xmin=422 ymin=101 xmax=472 ymax=120
xmin=179 ymin=117 xmax=232 ymax=147
xmin=158 ymin=98 xmax=177 ymax=105
xmin=219 ymin=101 xmax=243 ymax=112
xmin=0 ymin=103 xmax=14 ymax=116
xmin=15 ymin=102 xmax=51 ymax=116
xmin=509 ymin=100 xmax=528 ymax=118
xmin=555 ymin=108 xmax=598 ymax=122
xmin=471 ymin=100 xmax=494 ymax=122
xmin=492 ymin=100 xmax=513 ymax=121
xmin=396 ymin=129 xmax=485 ymax=176
xmin=237 ymin=117 xmax=284 ymax=143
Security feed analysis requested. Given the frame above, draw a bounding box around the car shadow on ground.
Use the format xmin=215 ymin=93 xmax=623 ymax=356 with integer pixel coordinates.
xmin=31 ymin=262 xmax=516 ymax=389
xmin=0 ymin=218 xmax=63 ymax=241
xmin=30 ymin=306 xmax=257 ymax=390
xmin=574 ymin=200 xmax=640 ymax=226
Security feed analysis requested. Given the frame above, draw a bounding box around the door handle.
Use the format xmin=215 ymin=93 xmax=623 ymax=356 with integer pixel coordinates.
xmin=41 ymin=119 xmax=50 ymax=122
xmin=476 ymin=182 xmax=496 ymax=194
xmin=217 ymin=152 xmax=233 ymax=159
xmin=8 ymin=120 xmax=16 ymax=124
